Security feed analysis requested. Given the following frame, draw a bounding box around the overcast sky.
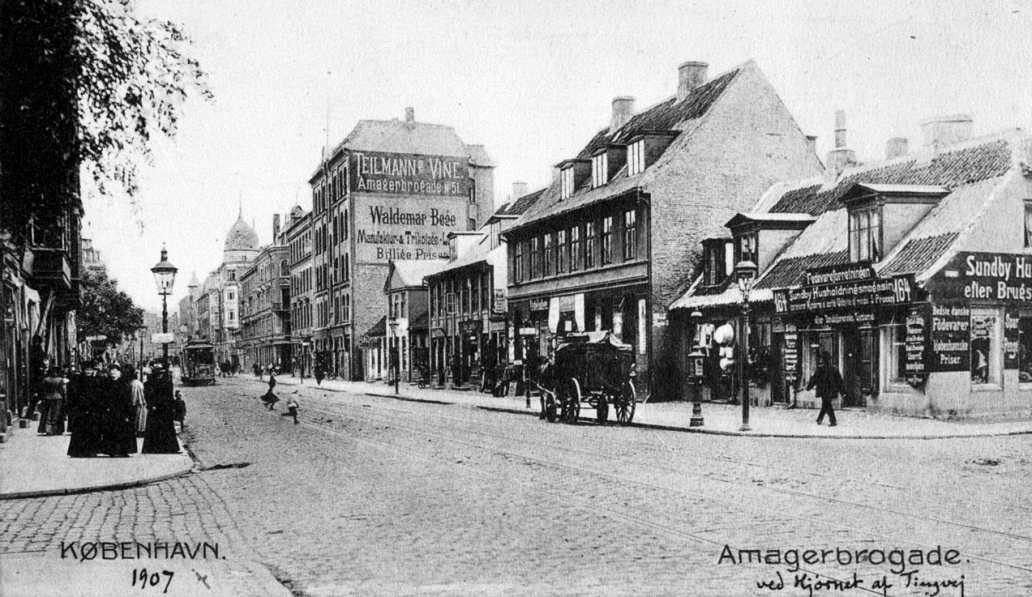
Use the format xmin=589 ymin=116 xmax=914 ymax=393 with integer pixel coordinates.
xmin=85 ymin=0 xmax=1032 ymax=311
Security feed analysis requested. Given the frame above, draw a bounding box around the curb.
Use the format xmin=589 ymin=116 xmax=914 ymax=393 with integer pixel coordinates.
xmin=0 ymin=461 xmax=194 ymax=500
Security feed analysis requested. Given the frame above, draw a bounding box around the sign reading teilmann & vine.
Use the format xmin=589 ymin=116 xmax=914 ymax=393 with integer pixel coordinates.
xmin=351 ymin=151 xmax=469 ymax=197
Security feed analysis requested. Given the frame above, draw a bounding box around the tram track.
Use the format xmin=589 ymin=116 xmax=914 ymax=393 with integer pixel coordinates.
xmin=269 ymin=392 xmax=1032 ymax=577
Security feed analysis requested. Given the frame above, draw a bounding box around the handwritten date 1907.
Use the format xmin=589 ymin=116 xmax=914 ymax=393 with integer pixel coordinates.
xmin=131 ymin=568 xmax=174 ymax=594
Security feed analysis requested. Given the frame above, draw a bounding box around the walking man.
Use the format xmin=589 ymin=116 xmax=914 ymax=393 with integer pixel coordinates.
xmin=806 ymin=351 xmax=844 ymax=427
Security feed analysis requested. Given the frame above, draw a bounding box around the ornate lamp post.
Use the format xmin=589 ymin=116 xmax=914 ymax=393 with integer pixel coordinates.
xmin=150 ymin=246 xmax=178 ymax=370
xmin=689 ymin=310 xmax=706 ymax=427
xmin=735 ymin=260 xmax=758 ymax=432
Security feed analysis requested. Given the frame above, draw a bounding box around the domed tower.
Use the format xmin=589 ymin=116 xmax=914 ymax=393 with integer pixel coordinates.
xmin=223 ymin=210 xmax=260 ymax=264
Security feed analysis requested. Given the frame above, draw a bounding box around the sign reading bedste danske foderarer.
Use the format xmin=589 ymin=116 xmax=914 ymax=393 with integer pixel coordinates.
xmin=350 ymin=151 xmax=468 ymax=197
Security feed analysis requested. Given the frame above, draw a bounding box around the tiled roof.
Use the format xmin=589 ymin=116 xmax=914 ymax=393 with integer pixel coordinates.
xmin=495 ymin=189 xmax=545 ymax=217
xmin=754 ymin=250 xmax=850 ymax=290
xmin=339 ymin=119 xmax=470 ymax=157
xmin=769 ymin=139 xmax=1012 ymax=216
xmin=409 ymin=310 xmax=429 ymax=330
xmin=878 ymin=233 xmax=960 ymax=277
xmin=364 ymin=315 xmax=387 ymax=338
xmin=512 ymin=63 xmax=746 ymax=230
xmin=391 ymin=260 xmax=447 ymax=288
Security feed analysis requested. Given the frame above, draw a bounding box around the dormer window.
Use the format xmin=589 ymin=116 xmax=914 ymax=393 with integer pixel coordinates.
xmin=627 ymin=140 xmax=645 ymax=176
xmin=736 ymin=232 xmax=757 ymax=265
xmin=849 ymin=206 xmax=882 ymax=262
xmin=560 ymin=167 xmax=575 ymax=199
xmin=592 ymin=152 xmax=608 ymax=188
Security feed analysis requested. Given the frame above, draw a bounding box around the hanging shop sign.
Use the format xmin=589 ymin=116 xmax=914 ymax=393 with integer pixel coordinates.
xmin=529 ymin=298 xmax=549 ymax=312
xmin=927 ymin=252 xmax=1032 ymax=302
xmin=904 ymin=306 xmax=929 ymax=387
xmin=773 ymin=274 xmax=919 ymax=315
xmin=460 ymin=319 xmax=483 ymax=335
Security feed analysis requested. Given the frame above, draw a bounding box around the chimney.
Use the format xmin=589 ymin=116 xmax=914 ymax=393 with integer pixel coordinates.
xmin=921 ymin=114 xmax=972 ymax=150
xmin=677 ymin=61 xmax=708 ymax=102
xmin=610 ymin=96 xmax=635 ymax=131
xmin=404 ymin=107 xmax=415 ymax=123
xmin=886 ymin=137 xmax=909 ymax=160
xmin=825 ymin=110 xmax=857 ymax=178
xmin=273 ymin=214 xmax=281 ymax=240
xmin=805 ymin=135 xmax=817 ymax=157
xmin=512 ymin=181 xmax=528 ymax=200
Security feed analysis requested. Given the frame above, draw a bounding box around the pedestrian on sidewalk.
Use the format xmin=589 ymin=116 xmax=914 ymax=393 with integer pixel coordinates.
xmin=142 ymin=368 xmax=180 ymax=454
xmin=253 ymin=362 xmax=262 ymax=379
xmin=806 ymin=351 xmax=844 ymax=427
xmin=280 ymin=395 xmax=300 ymax=424
xmin=67 ymin=362 xmax=103 ymax=457
xmin=101 ymin=364 xmax=137 ymax=457
xmin=315 ymin=364 xmax=324 ymax=386
xmin=37 ymin=366 xmax=67 ymax=435
xmin=130 ymin=369 xmax=147 ymax=438
xmin=173 ymin=390 xmax=187 ymax=432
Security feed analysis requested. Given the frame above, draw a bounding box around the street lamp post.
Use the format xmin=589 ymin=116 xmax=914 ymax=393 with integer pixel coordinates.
xmin=151 ymin=246 xmax=178 ymax=371
xmin=689 ymin=310 xmax=705 ymax=427
xmin=389 ymin=319 xmax=400 ymax=395
xmin=735 ymin=260 xmax=758 ymax=432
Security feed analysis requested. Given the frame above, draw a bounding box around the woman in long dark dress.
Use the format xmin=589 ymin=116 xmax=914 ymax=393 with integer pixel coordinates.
xmin=100 ymin=365 xmax=137 ymax=457
xmin=142 ymin=370 xmax=180 ymax=454
xmin=67 ymin=365 xmax=103 ymax=457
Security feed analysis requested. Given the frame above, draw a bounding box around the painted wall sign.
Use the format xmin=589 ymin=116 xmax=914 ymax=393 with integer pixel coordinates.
xmin=351 ymin=151 xmax=469 ymax=197
xmin=1005 ymin=308 xmax=1020 ymax=369
xmin=773 ymin=275 xmax=918 ymax=314
xmin=782 ymin=332 xmax=799 ymax=382
xmin=353 ymin=196 xmax=464 ymax=263
xmin=802 ymin=262 xmax=875 ymax=287
xmin=930 ymin=304 xmax=970 ymax=372
xmin=529 ymin=299 xmax=549 ymax=312
xmin=927 ymin=252 xmax=1032 ymax=302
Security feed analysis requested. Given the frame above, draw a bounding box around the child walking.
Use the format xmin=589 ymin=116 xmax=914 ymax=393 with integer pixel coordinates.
xmin=281 ymin=396 xmax=300 ymax=424
xmin=173 ymin=390 xmax=187 ymax=432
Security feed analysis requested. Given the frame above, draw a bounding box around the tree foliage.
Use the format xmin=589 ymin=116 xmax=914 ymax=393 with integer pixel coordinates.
xmin=0 ymin=0 xmax=211 ymax=245
xmin=77 ymin=269 xmax=144 ymax=346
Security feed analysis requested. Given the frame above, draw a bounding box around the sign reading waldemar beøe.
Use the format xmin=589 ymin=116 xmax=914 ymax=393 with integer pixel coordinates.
xmin=927 ymin=252 xmax=1032 ymax=301
xmin=351 ymin=151 xmax=469 ymax=197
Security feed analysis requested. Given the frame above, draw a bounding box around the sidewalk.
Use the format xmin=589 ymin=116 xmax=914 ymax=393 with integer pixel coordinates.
xmin=0 ymin=427 xmax=194 ymax=500
xmin=263 ymin=374 xmax=1032 ymax=439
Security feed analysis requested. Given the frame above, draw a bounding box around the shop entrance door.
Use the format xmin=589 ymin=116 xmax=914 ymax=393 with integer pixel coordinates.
xmin=840 ymin=329 xmax=868 ymax=407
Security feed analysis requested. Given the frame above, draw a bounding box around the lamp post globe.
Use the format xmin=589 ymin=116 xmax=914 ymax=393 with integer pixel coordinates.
xmin=734 ymin=260 xmax=757 ymax=432
xmin=151 ymin=246 xmax=178 ymax=370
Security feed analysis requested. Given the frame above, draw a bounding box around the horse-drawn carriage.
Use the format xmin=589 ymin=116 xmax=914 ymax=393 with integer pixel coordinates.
xmin=535 ymin=331 xmax=637 ymax=425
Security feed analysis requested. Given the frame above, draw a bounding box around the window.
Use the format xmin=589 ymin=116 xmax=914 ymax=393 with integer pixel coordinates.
xmin=601 ymin=216 xmax=613 ymax=265
xmin=849 ymin=207 xmax=882 ymax=262
xmin=514 ymin=241 xmax=524 ymax=282
xmin=468 ymin=218 xmax=476 ymax=231
xmin=557 ymin=229 xmax=567 ymax=274
xmin=570 ymin=226 xmax=581 ymax=272
xmin=585 ymin=221 xmax=597 ymax=269
xmin=544 ymin=233 xmax=554 ymax=276
xmin=592 ymin=152 xmax=608 ymax=187
xmin=469 ymin=178 xmax=477 ymax=204
xmin=530 ymin=237 xmax=541 ymax=279
xmin=1019 ymin=312 xmax=1032 ymax=383
xmin=481 ymin=272 xmax=490 ymax=311
xmin=628 ymin=140 xmax=645 ymax=176
xmin=472 ymin=276 xmax=480 ymax=313
xmin=560 ymin=167 xmax=574 ymax=199
xmin=970 ymin=308 xmax=1001 ymax=386
xmin=623 ymin=209 xmax=637 ymax=261
xmin=737 ymin=233 xmax=757 ymax=265
xmin=887 ymin=320 xmax=908 ymax=384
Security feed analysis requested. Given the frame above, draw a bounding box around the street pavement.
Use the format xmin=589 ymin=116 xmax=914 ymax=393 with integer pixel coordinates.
xmin=3 ymin=375 xmax=1032 ymax=595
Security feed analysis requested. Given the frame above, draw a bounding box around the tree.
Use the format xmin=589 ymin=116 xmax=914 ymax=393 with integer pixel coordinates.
xmin=78 ymin=269 xmax=144 ymax=346
xmin=0 ymin=0 xmax=210 ymax=246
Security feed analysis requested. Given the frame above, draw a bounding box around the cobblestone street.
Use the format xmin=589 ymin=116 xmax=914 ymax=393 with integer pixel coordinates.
xmin=4 ymin=376 xmax=1032 ymax=596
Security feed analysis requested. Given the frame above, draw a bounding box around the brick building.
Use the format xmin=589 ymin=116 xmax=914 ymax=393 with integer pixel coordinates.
xmin=503 ymin=59 xmax=823 ymax=399
xmin=285 ymin=206 xmax=313 ymax=376
xmin=308 ymin=108 xmax=495 ymax=381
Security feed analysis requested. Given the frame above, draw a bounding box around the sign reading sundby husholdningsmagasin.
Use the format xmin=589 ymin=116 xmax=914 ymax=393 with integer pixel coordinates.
xmin=351 ymin=151 xmax=469 ymax=197
xmin=927 ymin=252 xmax=1032 ymax=302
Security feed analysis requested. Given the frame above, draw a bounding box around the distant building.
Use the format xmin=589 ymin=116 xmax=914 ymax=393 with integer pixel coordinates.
xmin=239 ymin=214 xmax=292 ymax=372
xmin=285 ymin=206 xmax=313 ymax=375
xmin=308 ymin=107 xmax=495 ymax=380
xmin=81 ymin=238 xmax=106 ymax=276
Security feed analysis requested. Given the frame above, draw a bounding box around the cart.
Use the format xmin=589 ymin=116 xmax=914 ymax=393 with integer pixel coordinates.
xmin=180 ymin=341 xmax=217 ymax=386
xmin=536 ymin=331 xmax=637 ymax=425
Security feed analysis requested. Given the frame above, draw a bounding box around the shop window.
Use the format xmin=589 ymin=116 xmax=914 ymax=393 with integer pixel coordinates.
xmin=570 ymin=226 xmax=581 ymax=272
xmin=585 ymin=222 xmax=597 ymax=269
xmin=849 ymin=206 xmax=882 ymax=262
xmin=885 ymin=320 xmax=908 ymax=385
xmin=1019 ymin=313 xmax=1032 ymax=383
xmin=557 ymin=229 xmax=568 ymax=273
xmin=544 ymin=233 xmax=554 ymax=276
xmin=970 ymin=308 xmax=1001 ymax=387
xmin=601 ymin=216 xmax=613 ymax=265
xmin=805 ymin=332 xmax=839 ymax=379
xmin=623 ymin=209 xmax=637 ymax=261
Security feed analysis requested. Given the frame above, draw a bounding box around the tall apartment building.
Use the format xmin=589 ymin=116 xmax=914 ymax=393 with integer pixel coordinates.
xmin=308 ymin=107 xmax=494 ymax=380
xmin=239 ymin=214 xmax=292 ymax=372
xmin=285 ymin=206 xmax=313 ymax=375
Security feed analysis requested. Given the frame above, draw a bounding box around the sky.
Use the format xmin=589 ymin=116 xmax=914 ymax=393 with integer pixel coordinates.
xmin=84 ymin=0 xmax=1032 ymax=311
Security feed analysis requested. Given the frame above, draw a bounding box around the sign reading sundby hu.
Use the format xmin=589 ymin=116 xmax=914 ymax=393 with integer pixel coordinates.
xmin=351 ymin=150 xmax=470 ymax=263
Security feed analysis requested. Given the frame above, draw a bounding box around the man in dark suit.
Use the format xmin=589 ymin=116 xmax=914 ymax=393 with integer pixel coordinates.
xmin=806 ymin=351 xmax=844 ymax=427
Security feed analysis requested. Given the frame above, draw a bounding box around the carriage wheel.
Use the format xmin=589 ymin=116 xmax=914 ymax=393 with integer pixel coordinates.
xmin=616 ymin=381 xmax=636 ymax=425
xmin=544 ymin=392 xmax=558 ymax=423
xmin=596 ymin=399 xmax=609 ymax=424
xmin=560 ymin=379 xmax=582 ymax=424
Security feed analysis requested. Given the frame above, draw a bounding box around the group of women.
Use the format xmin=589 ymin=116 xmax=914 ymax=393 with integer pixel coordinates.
xmin=42 ymin=362 xmax=182 ymax=457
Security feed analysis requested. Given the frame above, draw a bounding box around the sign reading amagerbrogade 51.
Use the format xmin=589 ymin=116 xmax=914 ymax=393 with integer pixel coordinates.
xmin=351 ymin=151 xmax=469 ymax=197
